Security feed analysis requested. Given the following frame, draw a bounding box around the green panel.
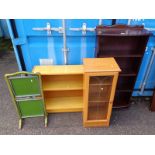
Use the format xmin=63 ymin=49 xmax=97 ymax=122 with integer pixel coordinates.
xmin=18 ymin=99 xmax=44 ymax=117
xmin=10 ymin=76 xmax=41 ymax=96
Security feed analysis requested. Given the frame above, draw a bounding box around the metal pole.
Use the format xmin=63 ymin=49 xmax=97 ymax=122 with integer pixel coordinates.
xmin=145 ymin=28 xmax=155 ymax=31
xmin=98 ymin=19 xmax=102 ymax=25
xmin=139 ymin=47 xmax=155 ymax=95
xmin=127 ymin=19 xmax=131 ymax=25
xmin=62 ymin=19 xmax=68 ymax=65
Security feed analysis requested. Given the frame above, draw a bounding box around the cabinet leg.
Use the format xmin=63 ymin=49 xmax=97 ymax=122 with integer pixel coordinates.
xmin=45 ymin=115 xmax=48 ymax=127
xmin=18 ymin=119 xmax=22 ymax=129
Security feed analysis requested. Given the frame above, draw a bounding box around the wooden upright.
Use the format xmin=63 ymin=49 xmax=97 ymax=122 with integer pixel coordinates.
xmin=83 ymin=58 xmax=121 ymax=127
xmin=150 ymin=90 xmax=155 ymax=111
xmin=33 ymin=65 xmax=84 ymax=113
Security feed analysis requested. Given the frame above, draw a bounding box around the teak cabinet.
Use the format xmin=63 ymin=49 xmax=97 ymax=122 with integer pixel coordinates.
xmin=33 ymin=65 xmax=83 ymax=113
xmin=83 ymin=58 xmax=121 ymax=127
xmin=33 ymin=58 xmax=121 ymax=127
xmin=95 ymin=25 xmax=151 ymax=108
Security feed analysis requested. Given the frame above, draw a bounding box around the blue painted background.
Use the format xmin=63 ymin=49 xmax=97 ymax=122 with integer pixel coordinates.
xmin=6 ymin=19 xmax=155 ymax=97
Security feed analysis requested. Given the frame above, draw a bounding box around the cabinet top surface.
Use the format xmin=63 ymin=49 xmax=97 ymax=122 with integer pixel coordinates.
xmin=33 ymin=65 xmax=84 ymax=75
xmin=96 ymin=25 xmax=152 ymax=36
xmin=83 ymin=58 xmax=121 ymax=72
xmin=33 ymin=58 xmax=121 ymax=75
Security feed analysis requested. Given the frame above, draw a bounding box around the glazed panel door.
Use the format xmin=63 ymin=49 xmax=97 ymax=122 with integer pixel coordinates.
xmin=87 ymin=75 xmax=113 ymax=121
xmin=84 ymin=72 xmax=118 ymax=126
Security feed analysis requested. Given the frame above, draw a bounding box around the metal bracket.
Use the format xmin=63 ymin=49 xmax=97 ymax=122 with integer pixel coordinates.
xmin=98 ymin=19 xmax=102 ymax=25
xmin=145 ymin=46 xmax=148 ymax=52
xmin=62 ymin=48 xmax=69 ymax=52
xmin=70 ymin=23 xmax=95 ymax=35
xmin=32 ymin=22 xmax=63 ymax=35
xmin=145 ymin=27 xmax=155 ymax=31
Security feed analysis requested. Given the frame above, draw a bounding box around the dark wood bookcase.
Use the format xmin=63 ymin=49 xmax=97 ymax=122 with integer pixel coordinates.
xmin=95 ymin=25 xmax=151 ymax=108
xmin=150 ymin=90 xmax=155 ymax=111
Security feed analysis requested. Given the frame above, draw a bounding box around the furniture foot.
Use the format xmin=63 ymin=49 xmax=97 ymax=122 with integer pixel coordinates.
xmin=18 ymin=119 xmax=22 ymax=129
xmin=45 ymin=115 xmax=48 ymax=127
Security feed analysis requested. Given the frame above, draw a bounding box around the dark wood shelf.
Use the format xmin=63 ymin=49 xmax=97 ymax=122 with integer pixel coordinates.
xmin=150 ymin=90 xmax=155 ymax=111
xmin=120 ymin=73 xmax=137 ymax=76
xmin=116 ymin=90 xmax=133 ymax=92
xmin=98 ymin=54 xmax=143 ymax=58
xmin=117 ymin=76 xmax=135 ymax=90
xmin=90 ymin=83 xmax=112 ymax=86
xmin=95 ymin=24 xmax=151 ymax=108
xmin=113 ymin=91 xmax=131 ymax=107
xmin=96 ymin=25 xmax=152 ymax=36
xmin=113 ymin=102 xmax=130 ymax=108
xmin=119 ymin=70 xmax=137 ymax=75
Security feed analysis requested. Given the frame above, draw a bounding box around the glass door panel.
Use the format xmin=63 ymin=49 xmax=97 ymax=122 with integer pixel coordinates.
xmin=88 ymin=76 xmax=113 ymax=120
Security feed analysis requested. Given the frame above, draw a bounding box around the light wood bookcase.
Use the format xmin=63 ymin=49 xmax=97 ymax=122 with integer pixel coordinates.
xmin=33 ymin=65 xmax=83 ymax=113
xmin=33 ymin=58 xmax=121 ymax=127
xmin=83 ymin=58 xmax=121 ymax=127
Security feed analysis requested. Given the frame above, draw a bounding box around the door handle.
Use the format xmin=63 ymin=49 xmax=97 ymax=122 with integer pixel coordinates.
xmin=70 ymin=23 xmax=95 ymax=35
xmin=32 ymin=22 xmax=63 ymax=35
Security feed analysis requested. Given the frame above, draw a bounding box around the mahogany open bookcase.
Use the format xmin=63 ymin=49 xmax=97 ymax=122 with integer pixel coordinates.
xmin=33 ymin=58 xmax=121 ymax=127
xmin=95 ymin=25 xmax=151 ymax=108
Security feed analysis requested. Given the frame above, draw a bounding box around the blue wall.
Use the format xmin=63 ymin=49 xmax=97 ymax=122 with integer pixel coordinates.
xmin=7 ymin=19 xmax=155 ymax=97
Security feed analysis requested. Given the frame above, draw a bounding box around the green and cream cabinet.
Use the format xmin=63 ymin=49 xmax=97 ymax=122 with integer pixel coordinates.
xmin=5 ymin=72 xmax=47 ymax=129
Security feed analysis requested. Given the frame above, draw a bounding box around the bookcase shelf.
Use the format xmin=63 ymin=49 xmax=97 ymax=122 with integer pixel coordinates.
xmin=95 ymin=25 xmax=151 ymax=108
xmin=42 ymin=78 xmax=83 ymax=91
xmin=33 ymin=65 xmax=83 ymax=113
xmin=45 ymin=96 xmax=83 ymax=113
xmin=98 ymin=54 xmax=143 ymax=58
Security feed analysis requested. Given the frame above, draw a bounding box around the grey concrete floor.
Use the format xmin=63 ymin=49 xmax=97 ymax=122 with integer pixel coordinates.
xmin=0 ymin=50 xmax=155 ymax=135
